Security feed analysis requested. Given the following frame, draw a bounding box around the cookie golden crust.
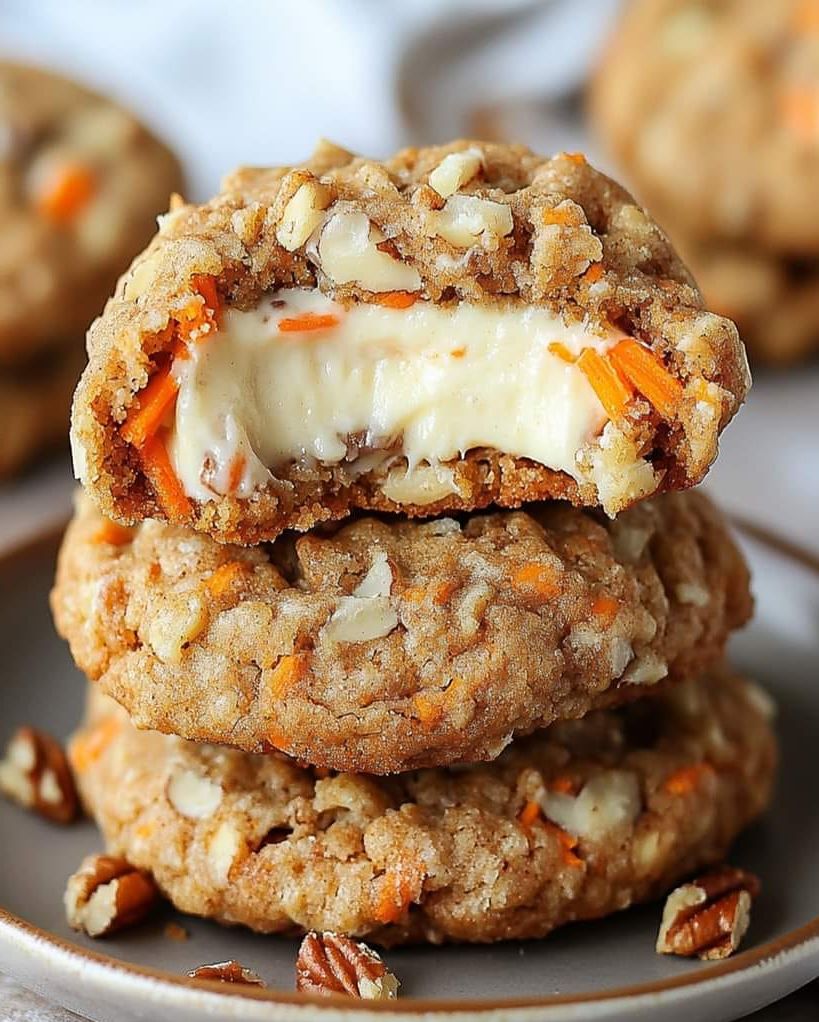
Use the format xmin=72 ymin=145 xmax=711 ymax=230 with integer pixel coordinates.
xmin=71 ymin=668 xmax=776 ymax=945
xmin=591 ymin=0 xmax=819 ymax=255
xmin=0 ymin=343 xmax=83 ymax=477
xmin=0 ymin=61 xmax=183 ymax=366
xmin=52 ymin=490 xmax=751 ymax=774
xmin=70 ymin=140 xmax=748 ymax=543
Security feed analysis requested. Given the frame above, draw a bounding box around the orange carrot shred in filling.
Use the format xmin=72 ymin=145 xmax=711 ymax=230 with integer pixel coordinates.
xmin=226 ymin=454 xmax=246 ymax=494
xmin=121 ymin=364 xmax=179 ymax=449
xmin=577 ymin=347 xmax=633 ymax=421
xmin=371 ymin=290 xmax=419 ymax=309
xmin=518 ymin=800 xmax=542 ymax=830
xmin=609 ymin=338 xmax=683 ymax=420
xmin=591 ymin=594 xmax=620 ymax=625
xmin=192 ymin=274 xmax=221 ymax=315
xmin=663 ymin=762 xmax=714 ymax=797
xmin=277 ymin=312 xmax=340 ymax=333
xmin=563 ymin=152 xmax=587 ymax=165
xmin=140 ymin=433 xmax=192 ymax=519
xmin=548 ymin=775 xmax=576 ymax=795
xmin=35 ymin=161 xmax=95 ymax=223
xmin=548 ymin=341 xmax=576 ymax=364
xmin=413 ymin=692 xmax=444 ymax=727
xmin=268 ymin=653 xmax=309 ymax=699
xmin=511 ymin=563 xmax=561 ymax=600
xmin=92 ymin=520 xmax=133 ymax=546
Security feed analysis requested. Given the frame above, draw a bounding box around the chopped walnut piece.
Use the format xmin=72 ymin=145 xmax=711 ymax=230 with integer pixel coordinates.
xmin=296 ymin=932 xmax=399 ymax=999
xmin=657 ymin=865 xmax=760 ymax=959
xmin=0 ymin=726 xmax=78 ymax=823
xmin=65 ymin=854 xmax=159 ymax=937
xmin=188 ymin=960 xmax=265 ymax=985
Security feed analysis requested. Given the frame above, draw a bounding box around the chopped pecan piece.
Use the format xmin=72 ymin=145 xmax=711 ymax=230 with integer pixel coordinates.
xmin=296 ymin=932 xmax=399 ymax=999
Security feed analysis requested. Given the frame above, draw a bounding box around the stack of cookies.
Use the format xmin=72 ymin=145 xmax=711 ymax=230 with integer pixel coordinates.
xmin=51 ymin=141 xmax=776 ymax=961
xmin=0 ymin=62 xmax=182 ymax=477
xmin=591 ymin=0 xmax=819 ymax=365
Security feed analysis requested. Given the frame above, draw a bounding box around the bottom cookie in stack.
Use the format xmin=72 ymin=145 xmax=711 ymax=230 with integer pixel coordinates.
xmin=68 ymin=665 xmax=775 ymax=946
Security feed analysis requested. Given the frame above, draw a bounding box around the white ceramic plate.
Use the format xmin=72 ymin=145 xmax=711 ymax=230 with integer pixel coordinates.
xmin=0 ymin=522 xmax=818 ymax=1022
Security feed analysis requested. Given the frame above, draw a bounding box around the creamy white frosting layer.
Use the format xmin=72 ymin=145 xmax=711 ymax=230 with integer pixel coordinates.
xmin=168 ymin=288 xmax=624 ymax=502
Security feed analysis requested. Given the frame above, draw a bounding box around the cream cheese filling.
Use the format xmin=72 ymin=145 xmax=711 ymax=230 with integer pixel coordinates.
xmin=168 ymin=288 xmax=628 ymax=503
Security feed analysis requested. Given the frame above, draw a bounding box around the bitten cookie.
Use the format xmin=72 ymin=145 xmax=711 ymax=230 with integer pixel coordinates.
xmin=52 ymin=489 xmax=752 ymax=774
xmin=70 ymin=667 xmax=776 ymax=945
xmin=0 ymin=61 xmax=183 ymax=366
xmin=591 ymin=0 xmax=819 ymax=362
xmin=70 ymin=139 xmax=748 ymax=542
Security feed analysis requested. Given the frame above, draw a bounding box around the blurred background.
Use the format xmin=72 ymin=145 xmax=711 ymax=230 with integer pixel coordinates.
xmin=0 ymin=0 xmax=817 ymax=556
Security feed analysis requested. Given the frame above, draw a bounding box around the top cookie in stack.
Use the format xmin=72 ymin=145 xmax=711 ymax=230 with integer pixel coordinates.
xmin=69 ymin=140 xmax=749 ymax=543
xmin=591 ymin=0 xmax=819 ymax=363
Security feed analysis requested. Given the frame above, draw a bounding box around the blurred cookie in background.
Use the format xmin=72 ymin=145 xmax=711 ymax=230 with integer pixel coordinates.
xmin=590 ymin=0 xmax=819 ymax=364
xmin=0 ymin=61 xmax=184 ymax=475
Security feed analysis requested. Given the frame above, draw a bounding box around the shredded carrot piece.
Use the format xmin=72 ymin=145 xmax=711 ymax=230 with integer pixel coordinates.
xmin=582 ymin=262 xmax=604 ymax=285
xmin=140 ymin=433 xmax=192 ymax=519
xmin=134 ymin=822 xmax=155 ymax=841
xmin=781 ymin=85 xmax=819 ymax=143
xmin=518 ymin=800 xmax=542 ymax=830
xmin=402 ymin=586 xmax=426 ymax=603
xmin=192 ymin=274 xmax=220 ymax=316
xmin=548 ymin=341 xmax=576 ymax=364
xmin=577 ymin=347 xmax=634 ymax=421
xmin=511 ymin=563 xmax=561 ymax=600
xmin=226 ymin=454 xmax=246 ymax=494
xmin=278 ymin=312 xmax=340 ymax=333
xmin=432 ymin=580 xmax=457 ymax=606
xmin=35 ymin=161 xmax=95 ymax=223
xmin=609 ymin=338 xmax=683 ymax=420
xmin=374 ymin=862 xmax=424 ymax=924
xmin=563 ymin=152 xmax=587 ymax=166
xmin=663 ymin=762 xmax=714 ymax=797
xmin=206 ymin=560 xmax=252 ymax=597
xmin=542 ymin=205 xmax=578 ymax=227
xmin=121 ymin=364 xmax=179 ymax=449
xmin=591 ymin=594 xmax=620 ymax=626
xmin=549 ymin=775 xmax=576 ymax=795
xmin=793 ymin=0 xmax=819 ymax=32
xmin=68 ymin=717 xmax=121 ymax=774
xmin=413 ymin=692 xmax=444 ymax=727
xmin=371 ymin=290 xmax=419 ymax=309
xmin=450 ymin=346 xmax=466 ymax=358
xmin=543 ymin=821 xmax=584 ymax=869
xmin=268 ymin=653 xmax=309 ymax=699
xmin=92 ymin=520 xmax=133 ymax=546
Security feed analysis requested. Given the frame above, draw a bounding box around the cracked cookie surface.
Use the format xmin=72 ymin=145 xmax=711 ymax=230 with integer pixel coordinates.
xmin=71 ymin=667 xmax=776 ymax=944
xmin=52 ymin=490 xmax=751 ymax=773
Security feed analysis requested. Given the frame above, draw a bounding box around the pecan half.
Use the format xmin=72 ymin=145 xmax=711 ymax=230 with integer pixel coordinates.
xmin=64 ymin=854 xmax=159 ymax=937
xmin=188 ymin=960 xmax=264 ymax=985
xmin=657 ymin=866 xmax=760 ymax=959
xmin=0 ymin=725 xmax=78 ymax=823
xmin=296 ymin=932 xmax=399 ymax=1000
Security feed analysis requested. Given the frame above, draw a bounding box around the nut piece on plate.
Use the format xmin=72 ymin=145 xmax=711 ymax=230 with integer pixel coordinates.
xmin=656 ymin=865 xmax=760 ymax=960
xmin=0 ymin=725 xmax=79 ymax=823
xmin=64 ymin=853 xmax=159 ymax=937
xmin=188 ymin=960 xmax=265 ymax=986
xmin=296 ymin=932 xmax=399 ymax=999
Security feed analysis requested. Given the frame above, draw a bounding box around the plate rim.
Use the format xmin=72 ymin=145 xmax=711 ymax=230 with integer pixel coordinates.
xmin=1 ymin=517 xmax=818 ymax=1017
